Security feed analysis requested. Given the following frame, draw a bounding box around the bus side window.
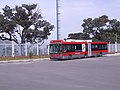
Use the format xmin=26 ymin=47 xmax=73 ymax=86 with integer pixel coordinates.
xmin=63 ymin=45 xmax=67 ymax=52
xmin=91 ymin=44 xmax=98 ymax=50
xmin=75 ymin=44 xmax=82 ymax=52
xmin=98 ymin=44 xmax=107 ymax=50
xmin=102 ymin=44 xmax=107 ymax=50
xmin=91 ymin=44 xmax=95 ymax=50
xmin=63 ymin=45 xmax=73 ymax=52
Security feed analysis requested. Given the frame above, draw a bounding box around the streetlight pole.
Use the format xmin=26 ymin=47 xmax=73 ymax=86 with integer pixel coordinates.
xmin=56 ymin=0 xmax=60 ymax=40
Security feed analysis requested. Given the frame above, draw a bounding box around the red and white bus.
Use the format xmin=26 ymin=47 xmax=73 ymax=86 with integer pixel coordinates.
xmin=49 ymin=40 xmax=108 ymax=60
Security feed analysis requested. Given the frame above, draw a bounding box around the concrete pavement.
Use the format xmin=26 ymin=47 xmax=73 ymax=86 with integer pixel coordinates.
xmin=0 ymin=56 xmax=120 ymax=90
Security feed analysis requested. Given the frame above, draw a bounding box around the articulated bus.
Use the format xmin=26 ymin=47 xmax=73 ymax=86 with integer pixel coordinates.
xmin=49 ymin=40 xmax=108 ymax=60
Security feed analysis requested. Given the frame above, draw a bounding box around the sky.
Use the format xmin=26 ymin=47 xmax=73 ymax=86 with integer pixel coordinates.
xmin=0 ymin=0 xmax=120 ymax=43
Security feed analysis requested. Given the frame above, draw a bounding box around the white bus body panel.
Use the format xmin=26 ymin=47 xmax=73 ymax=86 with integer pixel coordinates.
xmin=82 ymin=44 xmax=86 ymax=52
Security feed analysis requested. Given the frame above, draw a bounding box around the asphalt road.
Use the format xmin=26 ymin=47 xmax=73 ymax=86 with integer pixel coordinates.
xmin=0 ymin=56 xmax=120 ymax=90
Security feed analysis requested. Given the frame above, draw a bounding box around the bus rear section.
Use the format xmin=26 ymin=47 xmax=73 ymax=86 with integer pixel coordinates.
xmin=90 ymin=42 xmax=108 ymax=57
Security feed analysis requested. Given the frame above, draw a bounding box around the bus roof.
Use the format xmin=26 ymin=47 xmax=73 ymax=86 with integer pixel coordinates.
xmin=50 ymin=40 xmax=108 ymax=44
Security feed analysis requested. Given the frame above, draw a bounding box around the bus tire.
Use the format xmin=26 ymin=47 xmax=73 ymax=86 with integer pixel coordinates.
xmin=69 ymin=54 xmax=72 ymax=59
xmin=84 ymin=54 xmax=87 ymax=58
xmin=99 ymin=52 xmax=102 ymax=56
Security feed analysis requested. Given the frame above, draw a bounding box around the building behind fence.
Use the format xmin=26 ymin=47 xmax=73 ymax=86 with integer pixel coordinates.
xmin=0 ymin=42 xmax=120 ymax=57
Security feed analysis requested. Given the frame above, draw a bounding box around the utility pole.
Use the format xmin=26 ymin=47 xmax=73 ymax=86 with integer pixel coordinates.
xmin=56 ymin=0 xmax=61 ymax=40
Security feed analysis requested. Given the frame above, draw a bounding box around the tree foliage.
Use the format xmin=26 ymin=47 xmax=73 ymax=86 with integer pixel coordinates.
xmin=68 ymin=15 xmax=120 ymax=43
xmin=0 ymin=4 xmax=54 ymax=44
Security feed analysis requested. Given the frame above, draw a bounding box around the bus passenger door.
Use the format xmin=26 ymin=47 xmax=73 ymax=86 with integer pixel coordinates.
xmin=88 ymin=43 xmax=92 ymax=56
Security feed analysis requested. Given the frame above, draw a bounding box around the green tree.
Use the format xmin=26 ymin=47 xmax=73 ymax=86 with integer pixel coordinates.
xmin=82 ymin=15 xmax=109 ymax=41
xmin=0 ymin=4 xmax=54 ymax=44
xmin=81 ymin=15 xmax=120 ymax=43
xmin=67 ymin=15 xmax=120 ymax=43
xmin=107 ymin=19 xmax=120 ymax=43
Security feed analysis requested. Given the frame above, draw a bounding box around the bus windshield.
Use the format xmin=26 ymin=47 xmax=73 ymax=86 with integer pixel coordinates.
xmin=50 ymin=44 xmax=62 ymax=54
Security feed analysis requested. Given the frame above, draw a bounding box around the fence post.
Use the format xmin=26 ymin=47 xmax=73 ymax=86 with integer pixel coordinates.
xmin=12 ymin=41 xmax=15 ymax=57
xmin=25 ymin=43 xmax=27 ymax=56
xmin=47 ymin=45 xmax=49 ymax=55
xmin=5 ymin=44 xmax=6 ymax=56
xmin=37 ymin=41 xmax=39 ymax=56
xmin=115 ymin=42 xmax=118 ymax=52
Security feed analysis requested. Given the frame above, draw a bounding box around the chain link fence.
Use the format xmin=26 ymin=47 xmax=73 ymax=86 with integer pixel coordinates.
xmin=0 ymin=43 xmax=120 ymax=57
xmin=108 ymin=43 xmax=120 ymax=53
xmin=0 ymin=43 xmax=48 ymax=57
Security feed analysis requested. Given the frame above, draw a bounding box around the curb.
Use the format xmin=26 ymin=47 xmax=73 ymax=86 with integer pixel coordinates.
xmin=104 ymin=53 xmax=120 ymax=56
xmin=0 ymin=58 xmax=50 ymax=64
